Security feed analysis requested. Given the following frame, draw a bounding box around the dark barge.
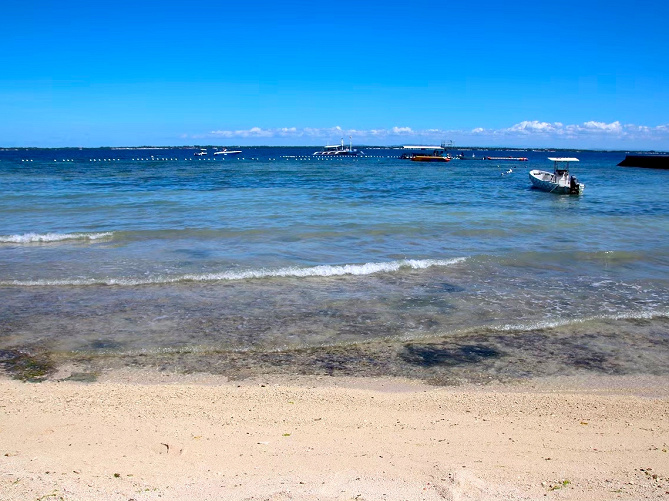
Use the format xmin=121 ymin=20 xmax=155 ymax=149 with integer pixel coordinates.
xmin=618 ymin=155 xmax=669 ymax=169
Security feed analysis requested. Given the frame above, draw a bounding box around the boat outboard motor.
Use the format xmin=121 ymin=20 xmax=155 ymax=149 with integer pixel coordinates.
xmin=570 ymin=175 xmax=579 ymax=194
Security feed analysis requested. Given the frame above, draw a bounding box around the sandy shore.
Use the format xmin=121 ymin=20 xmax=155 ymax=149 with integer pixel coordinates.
xmin=1 ymin=371 xmax=668 ymax=501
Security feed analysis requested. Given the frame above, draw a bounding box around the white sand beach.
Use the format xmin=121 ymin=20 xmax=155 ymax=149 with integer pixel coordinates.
xmin=2 ymin=371 xmax=668 ymax=500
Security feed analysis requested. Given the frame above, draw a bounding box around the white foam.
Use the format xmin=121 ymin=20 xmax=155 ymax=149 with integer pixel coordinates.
xmin=494 ymin=318 xmax=578 ymax=332
xmin=0 ymin=232 xmax=114 ymax=244
xmin=1 ymin=257 xmax=467 ymax=287
xmin=493 ymin=309 xmax=669 ymax=332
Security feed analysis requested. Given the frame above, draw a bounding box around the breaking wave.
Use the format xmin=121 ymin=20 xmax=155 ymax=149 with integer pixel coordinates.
xmin=0 ymin=257 xmax=467 ymax=287
xmin=0 ymin=232 xmax=114 ymax=244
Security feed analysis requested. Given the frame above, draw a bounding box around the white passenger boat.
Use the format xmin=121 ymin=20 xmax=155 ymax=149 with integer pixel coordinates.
xmin=313 ymin=137 xmax=361 ymax=156
xmin=529 ymin=157 xmax=584 ymax=194
xmin=400 ymin=145 xmax=451 ymax=162
xmin=213 ymin=148 xmax=242 ymax=156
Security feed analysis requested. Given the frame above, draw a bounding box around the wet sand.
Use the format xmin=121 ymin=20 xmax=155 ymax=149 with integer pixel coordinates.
xmin=1 ymin=370 xmax=668 ymax=500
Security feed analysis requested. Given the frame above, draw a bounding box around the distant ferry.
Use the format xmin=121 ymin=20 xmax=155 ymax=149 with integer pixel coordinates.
xmin=213 ymin=148 xmax=242 ymax=156
xmin=400 ymin=145 xmax=451 ymax=163
xmin=313 ymin=137 xmax=361 ymax=156
xmin=486 ymin=156 xmax=528 ymax=161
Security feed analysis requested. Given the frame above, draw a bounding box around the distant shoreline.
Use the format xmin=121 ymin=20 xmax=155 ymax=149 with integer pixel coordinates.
xmin=1 ymin=145 xmax=667 ymax=153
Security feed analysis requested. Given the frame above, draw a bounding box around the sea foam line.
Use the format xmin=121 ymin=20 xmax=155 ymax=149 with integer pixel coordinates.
xmin=0 ymin=232 xmax=114 ymax=244
xmin=492 ymin=309 xmax=669 ymax=333
xmin=0 ymin=257 xmax=467 ymax=287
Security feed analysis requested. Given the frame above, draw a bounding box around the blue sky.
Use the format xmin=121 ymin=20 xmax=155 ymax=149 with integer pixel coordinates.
xmin=2 ymin=0 xmax=668 ymax=148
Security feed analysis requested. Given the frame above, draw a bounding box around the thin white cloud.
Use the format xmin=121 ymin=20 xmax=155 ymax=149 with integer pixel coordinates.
xmin=391 ymin=126 xmax=414 ymax=134
xmin=209 ymin=127 xmax=278 ymax=138
xmin=581 ymin=120 xmax=623 ymax=132
xmin=200 ymin=121 xmax=669 ymax=148
xmin=506 ymin=121 xmax=560 ymax=134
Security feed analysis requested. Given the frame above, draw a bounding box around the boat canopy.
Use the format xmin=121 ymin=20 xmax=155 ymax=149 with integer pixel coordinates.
xmin=548 ymin=157 xmax=579 ymax=162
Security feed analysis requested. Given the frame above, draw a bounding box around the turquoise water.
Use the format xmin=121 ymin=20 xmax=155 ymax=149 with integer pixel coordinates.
xmin=1 ymin=147 xmax=668 ymax=381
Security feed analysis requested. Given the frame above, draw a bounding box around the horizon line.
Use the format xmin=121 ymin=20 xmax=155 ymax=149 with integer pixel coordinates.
xmin=2 ymin=145 xmax=667 ymax=153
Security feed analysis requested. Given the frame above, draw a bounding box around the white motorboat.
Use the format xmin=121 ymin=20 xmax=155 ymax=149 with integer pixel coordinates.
xmin=529 ymin=157 xmax=584 ymax=194
xmin=194 ymin=149 xmax=207 ymax=156
xmin=213 ymin=148 xmax=242 ymax=156
xmin=313 ymin=136 xmax=361 ymax=156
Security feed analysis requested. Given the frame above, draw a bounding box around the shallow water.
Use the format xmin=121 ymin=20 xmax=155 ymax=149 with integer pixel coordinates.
xmin=1 ymin=147 xmax=668 ymax=382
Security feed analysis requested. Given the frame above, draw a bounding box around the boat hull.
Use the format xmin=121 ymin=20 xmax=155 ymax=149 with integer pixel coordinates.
xmin=313 ymin=152 xmax=359 ymax=156
xmin=486 ymin=156 xmax=528 ymax=161
xmin=411 ymin=155 xmax=451 ymax=162
xmin=618 ymin=155 xmax=669 ymax=169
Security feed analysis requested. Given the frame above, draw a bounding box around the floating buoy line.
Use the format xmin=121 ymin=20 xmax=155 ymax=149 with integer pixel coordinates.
xmin=19 ymin=155 xmax=403 ymax=163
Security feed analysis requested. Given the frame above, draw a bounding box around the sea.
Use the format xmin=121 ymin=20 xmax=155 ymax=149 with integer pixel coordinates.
xmin=1 ymin=146 xmax=668 ymax=383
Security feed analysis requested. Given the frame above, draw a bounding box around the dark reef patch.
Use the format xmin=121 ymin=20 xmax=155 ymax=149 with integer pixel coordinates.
xmin=0 ymin=349 xmax=55 ymax=382
xmin=400 ymin=343 xmax=503 ymax=367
